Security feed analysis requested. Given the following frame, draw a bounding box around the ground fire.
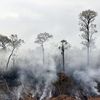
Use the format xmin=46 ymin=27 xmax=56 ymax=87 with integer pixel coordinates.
xmin=1 ymin=69 xmax=100 ymax=100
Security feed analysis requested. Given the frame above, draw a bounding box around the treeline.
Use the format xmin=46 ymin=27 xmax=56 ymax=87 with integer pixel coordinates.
xmin=0 ymin=9 xmax=98 ymax=72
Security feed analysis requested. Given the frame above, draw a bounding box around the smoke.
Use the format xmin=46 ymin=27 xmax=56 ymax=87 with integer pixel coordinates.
xmin=0 ymin=47 xmax=57 ymax=100
xmin=14 ymin=47 xmax=57 ymax=100
xmin=55 ymin=47 xmax=100 ymax=96
xmin=0 ymin=45 xmax=100 ymax=99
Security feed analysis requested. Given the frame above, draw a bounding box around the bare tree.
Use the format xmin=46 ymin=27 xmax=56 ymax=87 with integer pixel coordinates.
xmin=6 ymin=34 xmax=24 ymax=69
xmin=59 ymin=40 xmax=70 ymax=73
xmin=79 ymin=9 xmax=97 ymax=66
xmin=35 ymin=32 xmax=53 ymax=65
xmin=0 ymin=34 xmax=11 ymax=50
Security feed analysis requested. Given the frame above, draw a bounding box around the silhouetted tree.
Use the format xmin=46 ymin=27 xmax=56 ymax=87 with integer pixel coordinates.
xmin=6 ymin=34 xmax=24 ymax=69
xmin=79 ymin=9 xmax=97 ymax=66
xmin=59 ymin=40 xmax=70 ymax=73
xmin=35 ymin=32 xmax=53 ymax=65
xmin=0 ymin=34 xmax=11 ymax=50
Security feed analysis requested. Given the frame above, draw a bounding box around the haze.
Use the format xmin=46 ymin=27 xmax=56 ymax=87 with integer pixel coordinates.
xmin=0 ymin=0 xmax=100 ymax=49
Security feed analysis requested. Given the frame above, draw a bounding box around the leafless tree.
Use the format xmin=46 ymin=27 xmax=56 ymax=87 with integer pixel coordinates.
xmin=59 ymin=40 xmax=70 ymax=73
xmin=79 ymin=9 xmax=97 ymax=66
xmin=6 ymin=34 xmax=24 ymax=70
xmin=35 ymin=32 xmax=53 ymax=65
xmin=0 ymin=34 xmax=11 ymax=50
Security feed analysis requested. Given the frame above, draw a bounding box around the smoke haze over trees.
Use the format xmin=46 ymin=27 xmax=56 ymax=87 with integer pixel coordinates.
xmin=0 ymin=1 xmax=100 ymax=99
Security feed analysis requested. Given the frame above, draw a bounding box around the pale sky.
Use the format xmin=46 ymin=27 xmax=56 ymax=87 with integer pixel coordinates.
xmin=0 ymin=0 xmax=100 ymax=49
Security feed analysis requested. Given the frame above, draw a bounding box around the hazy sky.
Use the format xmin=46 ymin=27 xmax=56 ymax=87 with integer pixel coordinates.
xmin=0 ymin=0 xmax=100 ymax=49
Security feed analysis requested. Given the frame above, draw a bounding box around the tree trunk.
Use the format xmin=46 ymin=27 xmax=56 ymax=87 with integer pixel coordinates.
xmin=62 ymin=44 xmax=65 ymax=73
xmin=6 ymin=48 xmax=15 ymax=70
xmin=41 ymin=44 xmax=45 ymax=65
xmin=87 ymin=20 xmax=90 ymax=66
xmin=87 ymin=46 xmax=90 ymax=66
xmin=62 ymin=50 xmax=65 ymax=73
xmin=87 ymin=46 xmax=91 ymax=66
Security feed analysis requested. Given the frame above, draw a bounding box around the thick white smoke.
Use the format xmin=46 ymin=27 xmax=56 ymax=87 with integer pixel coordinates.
xmin=55 ymin=48 xmax=100 ymax=95
xmin=1 ymin=44 xmax=100 ymax=99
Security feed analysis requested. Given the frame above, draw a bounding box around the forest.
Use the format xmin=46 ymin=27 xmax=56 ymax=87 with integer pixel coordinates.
xmin=0 ymin=9 xmax=100 ymax=100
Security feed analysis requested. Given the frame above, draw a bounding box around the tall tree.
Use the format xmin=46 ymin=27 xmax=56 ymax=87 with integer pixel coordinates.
xmin=35 ymin=32 xmax=53 ymax=65
xmin=0 ymin=34 xmax=11 ymax=50
xmin=6 ymin=34 xmax=24 ymax=69
xmin=59 ymin=40 xmax=70 ymax=73
xmin=79 ymin=9 xmax=97 ymax=66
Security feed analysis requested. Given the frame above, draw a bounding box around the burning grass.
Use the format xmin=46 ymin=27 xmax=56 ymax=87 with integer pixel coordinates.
xmin=0 ymin=67 xmax=100 ymax=100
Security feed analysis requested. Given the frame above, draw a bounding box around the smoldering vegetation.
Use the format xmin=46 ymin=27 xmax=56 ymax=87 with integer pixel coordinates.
xmin=0 ymin=48 xmax=57 ymax=100
xmin=0 ymin=47 xmax=100 ymax=100
xmin=0 ymin=9 xmax=100 ymax=100
xmin=54 ymin=48 xmax=100 ymax=96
